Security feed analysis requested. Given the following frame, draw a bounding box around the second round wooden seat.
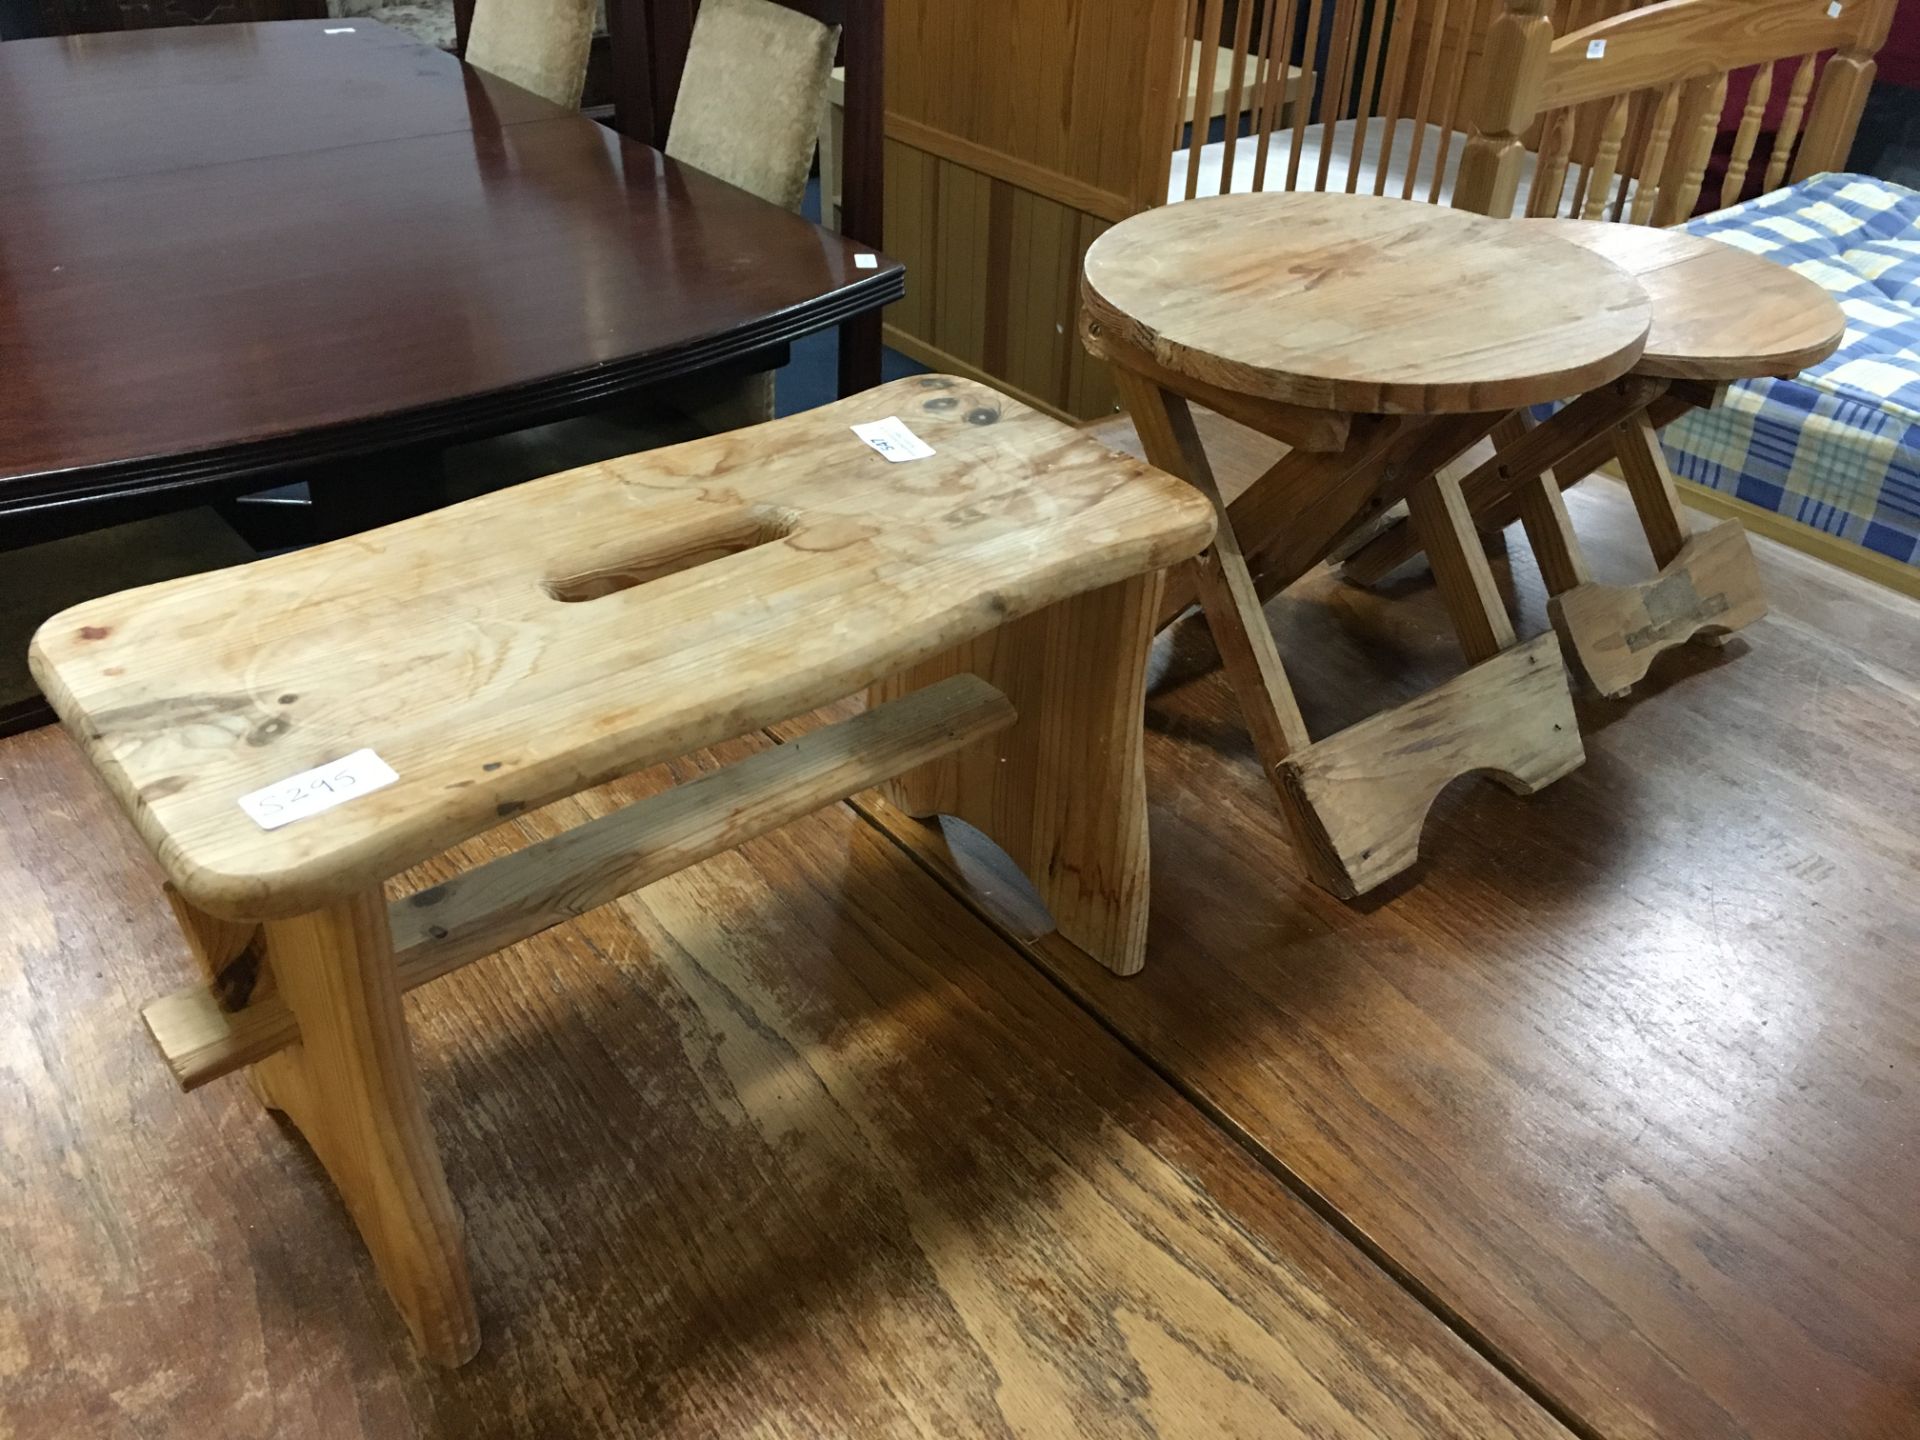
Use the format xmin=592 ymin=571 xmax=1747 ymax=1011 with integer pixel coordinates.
xmin=1340 ymin=221 xmax=1845 ymax=695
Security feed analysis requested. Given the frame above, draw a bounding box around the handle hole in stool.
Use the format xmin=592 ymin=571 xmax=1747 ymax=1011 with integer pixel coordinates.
xmin=542 ymin=508 xmax=795 ymax=603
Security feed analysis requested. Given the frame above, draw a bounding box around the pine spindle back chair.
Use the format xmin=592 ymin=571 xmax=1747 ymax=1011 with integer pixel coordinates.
xmin=1164 ymin=0 xmax=1887 ymax=221
xmin=1167 ymin=0 xmax=1482 ymax=203
xmin=1455 ymin=0 xmax=1893 ymax=225
xmin=1163 ymin=0 xmax=1658 ymax=206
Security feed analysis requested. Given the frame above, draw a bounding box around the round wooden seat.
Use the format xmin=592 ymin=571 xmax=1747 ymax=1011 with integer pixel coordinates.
xmin=1524 ymin=219 xmax=1845 ymax=382
xmin=1081 ymin=192 xmax=1651 ymax=414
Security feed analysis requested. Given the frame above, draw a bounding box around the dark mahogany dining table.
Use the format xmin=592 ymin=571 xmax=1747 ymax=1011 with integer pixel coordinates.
xmin=0 ymin=18 xmax=904 ymax=543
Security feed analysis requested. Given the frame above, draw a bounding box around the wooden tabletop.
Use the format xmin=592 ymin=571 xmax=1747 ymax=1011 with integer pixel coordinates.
xmin=1081 ymin=192 xmax=1651 ymax=414
xmin=31 ymin=376 xmax=1213 ymax=919
xmin=0 ymin=21 xmax=903 ymax=528
xmin=1525 ymin=219 xmax=1846 ymax=382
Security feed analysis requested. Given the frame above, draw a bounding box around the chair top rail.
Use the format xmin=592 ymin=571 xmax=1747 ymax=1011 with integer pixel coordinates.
xmin=1541 ymin=0 xmax=1887 ymax=109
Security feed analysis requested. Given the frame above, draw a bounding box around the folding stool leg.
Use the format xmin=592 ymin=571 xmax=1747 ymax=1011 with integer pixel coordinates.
xmin=1270 ymin=465 xmax=1582 ymax=893
xmin=1407 ymin=468 xmax=1518 ymax=665
xmin=237 ymin=890 xmax=479 ymax=1366
xmin=1544 ymin=413 xmax=1768 ymax=694
xmin=1340 ymin=379 xmax=1665 ymax=585
xmin=1107 ymin=370 xmax=1423 ymax=900
xmin=1114 ymin=371 xmax=1313 ymax=773
xmin=1613 ymin=410 xmax=1693 ymax=567
xmin=1468 ymin=410 xmax=1591 ymax=597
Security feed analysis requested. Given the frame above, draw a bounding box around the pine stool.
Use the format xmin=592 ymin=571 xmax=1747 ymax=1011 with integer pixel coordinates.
xmin=1082 ymin=192 xmax=1651 ymax=897
xmin=1340 ymin=221 xmax=1844 ymax=696
xmin=28 ymin=377 xmax=1214 ymax=1365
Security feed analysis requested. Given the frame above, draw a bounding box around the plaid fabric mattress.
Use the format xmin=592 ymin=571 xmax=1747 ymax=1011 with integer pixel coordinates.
xmin=1662 ymin=172 xmax=1920 ymax=570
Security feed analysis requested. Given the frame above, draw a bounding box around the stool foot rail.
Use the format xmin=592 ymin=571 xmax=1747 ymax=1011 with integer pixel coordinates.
xmin=1550 ymin=518 xmax=1765 ymax=696
xmin=1279 ymin=633 xmax=1584 ymax=896
xmin=143 ymin=674 xmax=1015 ymax=1092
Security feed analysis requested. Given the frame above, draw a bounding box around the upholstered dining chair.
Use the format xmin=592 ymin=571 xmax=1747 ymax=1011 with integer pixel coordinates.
xmin=337 ymin=0 xmax=598 ymax=109
xmin=607 ymin=0 xmax=884 ymax=396
xmin=667 ymin=0 xmax=839 ymax=215
xmin=464 ymin=0 xmax=599 ymax=107
xmin=657 ymin=0 xmax=840 ymax=426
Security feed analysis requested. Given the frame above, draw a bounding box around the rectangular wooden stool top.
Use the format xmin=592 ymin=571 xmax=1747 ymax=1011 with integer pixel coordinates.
xmin=31 ymin=377 xmax=1213 ymax=922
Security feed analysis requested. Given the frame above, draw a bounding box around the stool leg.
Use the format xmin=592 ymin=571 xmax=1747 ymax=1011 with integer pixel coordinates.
xmin=1513 ymin=474 xmax=1594 ymax=598
xmin=1115 ymin=371 xmax=1313 ymax=770
xmin=247 ymin=890 xmax=479 ymax=1366
xmin=1614 ymin=411 xmax=1692 ymax=567
xmin=1407 ymin=469 xmax=1518 ymax=666
xmin=1488 ymin=410 xmax=1597 ymax=595
xmin=1270 ymin=425 xmax=1583 ymax=894
xmin=872 ymin=572 xmax=1164 ymax=976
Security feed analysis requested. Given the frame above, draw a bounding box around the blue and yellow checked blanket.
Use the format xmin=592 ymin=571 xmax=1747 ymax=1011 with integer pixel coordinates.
xmin=1665 ymin=172 xmax=1920 ymax=571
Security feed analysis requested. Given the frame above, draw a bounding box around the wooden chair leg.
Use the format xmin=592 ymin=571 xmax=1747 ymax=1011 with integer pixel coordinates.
xmin=242 ymin=891 xmax=479 ymax=1366
xmin=870 ymin=571 xmax=1166 ymax=976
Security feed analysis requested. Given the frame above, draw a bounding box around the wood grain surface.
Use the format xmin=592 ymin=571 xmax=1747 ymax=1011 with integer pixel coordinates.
xmin=846 ymin=406 xmax=1919 ymax=1440
xmin=1523 ymin=220 xmax=1845 ymax=381
xmin=1081 ymin=193 xmax=1650 ymax=414
xmin=1277 ymin=632 xmax=1583 ymax=895
xmin=0 ymin=19 xmax=567 ymax=192
xmin=30 ymin=377 xmax=1213 ymax=920
xmin=1539 ymin=0 xmax=1887 ymax=112
xmin=0 ymin=723 xmax=1571 ymax=1439
xmin=141 ymin=675 xmax=1017 ymax=1090
xmin=0 ymin=22 xmax=902 ymax=524
xmin=1550 ymin=517 xmax=1770 ymax=694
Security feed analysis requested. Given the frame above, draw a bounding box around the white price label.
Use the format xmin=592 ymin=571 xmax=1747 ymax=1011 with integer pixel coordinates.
xmin=238 ymin=749 xmax=397 ymax=831
xmin=324 ymin=25 xmax=356 ymax=32
xmin=852 ymin=417 xmax=936 ymax=463
xmin=854 ymin=252 xmax=880 ymax=270
xmin=1586 ymin=38 xmax=1606 ymax=58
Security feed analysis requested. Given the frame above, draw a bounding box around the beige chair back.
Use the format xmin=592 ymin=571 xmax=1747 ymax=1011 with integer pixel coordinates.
xmin=665 ymin=0 xmax=841 ymax=213
xmin=466 ymin=0 xmax=599 ymax=110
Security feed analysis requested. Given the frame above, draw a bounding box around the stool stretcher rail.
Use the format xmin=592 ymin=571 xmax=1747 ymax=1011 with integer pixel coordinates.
xmin=143 ymin=674 xmax=1014 ymax=1090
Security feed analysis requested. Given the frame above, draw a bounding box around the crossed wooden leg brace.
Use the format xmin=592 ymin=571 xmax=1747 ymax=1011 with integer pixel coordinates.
xmin=1116 ymin=371 xmax=1584 ymax=898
